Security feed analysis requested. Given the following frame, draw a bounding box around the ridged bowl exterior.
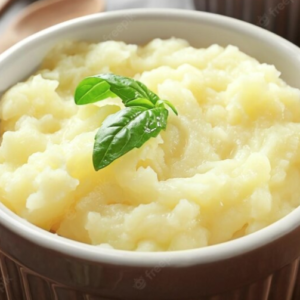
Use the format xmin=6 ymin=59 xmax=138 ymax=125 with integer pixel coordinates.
xmin=0 ymin=220 xmax=300 ymax=300
xmin=1 ymin=9 xmax=300 ymax=300
xmin=194 ymin=0 xmax=300 ymax=46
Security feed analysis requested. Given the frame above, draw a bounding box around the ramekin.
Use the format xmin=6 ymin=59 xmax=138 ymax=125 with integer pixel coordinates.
xmin=0 ymin=9 xmax=300 ymax=300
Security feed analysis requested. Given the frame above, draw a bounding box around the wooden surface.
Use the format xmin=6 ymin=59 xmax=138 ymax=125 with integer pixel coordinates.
xmin=0 ymin=0 xmax=195 ymax=36
xmin=0 ymin=0 xmax=14 ymax=15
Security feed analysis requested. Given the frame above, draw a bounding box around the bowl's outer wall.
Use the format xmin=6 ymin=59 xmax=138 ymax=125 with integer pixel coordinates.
xmin=1 ymin=10 xmax=300 ymax=300
xmin=1 ymin=218 xmax=300 ymax=300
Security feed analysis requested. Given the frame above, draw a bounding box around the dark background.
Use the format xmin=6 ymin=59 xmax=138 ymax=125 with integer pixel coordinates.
xmin=194 ymin=0 xmax=300 ymax=46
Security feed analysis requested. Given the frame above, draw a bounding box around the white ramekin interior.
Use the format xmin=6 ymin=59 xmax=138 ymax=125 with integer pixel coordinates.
xmin=1 ymin=9 xmax=300 ymax=267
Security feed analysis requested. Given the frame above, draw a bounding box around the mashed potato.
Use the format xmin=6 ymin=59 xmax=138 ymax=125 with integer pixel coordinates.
xmin=1 ymin=38 xmax=300 ymax=251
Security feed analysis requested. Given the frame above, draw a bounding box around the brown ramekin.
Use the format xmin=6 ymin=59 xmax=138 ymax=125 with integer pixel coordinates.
xmin=1 ymin=9 xmax=300 ymax=300
xmin=0 ymin=218 xmax=300 ymax=300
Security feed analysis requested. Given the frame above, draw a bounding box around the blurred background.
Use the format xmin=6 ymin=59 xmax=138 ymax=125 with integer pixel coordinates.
xmin=0 ymin=0 xmax=299 ymax=50
xmin=194 ymin=0 xmax=300 ymax=46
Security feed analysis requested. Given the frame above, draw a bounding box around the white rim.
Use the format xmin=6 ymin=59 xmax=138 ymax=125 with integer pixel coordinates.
xmin=1 ymin=9 xmax=300 ymax=267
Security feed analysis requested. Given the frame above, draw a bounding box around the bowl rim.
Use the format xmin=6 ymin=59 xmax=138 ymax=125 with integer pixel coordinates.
xmin=1 ymin=8 xmax=300 ymax=267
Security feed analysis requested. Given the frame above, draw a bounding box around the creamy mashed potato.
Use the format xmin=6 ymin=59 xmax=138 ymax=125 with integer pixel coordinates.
xmin=1 ymin=38 xmax=300 ymax=251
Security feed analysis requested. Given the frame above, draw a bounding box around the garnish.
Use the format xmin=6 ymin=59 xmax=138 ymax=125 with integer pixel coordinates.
xmin=74 ymin=74 xmax=178 ymax=171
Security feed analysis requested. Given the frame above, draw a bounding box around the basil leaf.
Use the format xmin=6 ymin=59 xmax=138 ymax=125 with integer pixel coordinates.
xmin=75 ymin=77 xmax=117 ymax=105
xmin=156 ymin=99 xmax=178 ymax=116
xmin=93 ymin=106 xmax=168 ymax=170
xmin=126 ymin=98 xmax=155 ymax=109
xmin=95 ymin=74 xmax=159 ymax=105
xmin=74 ymin=73 xmax=178 ymax=171
xmin=75 ymin=74 xmax=159 ymax=106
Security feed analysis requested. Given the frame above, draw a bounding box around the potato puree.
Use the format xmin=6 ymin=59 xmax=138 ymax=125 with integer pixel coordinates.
xmin=1 ymin=38 xmax=300 ymax=251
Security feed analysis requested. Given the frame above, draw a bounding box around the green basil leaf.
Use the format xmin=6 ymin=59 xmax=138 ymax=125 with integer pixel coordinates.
xmin=75 ymin=77 xmax=117 ymax=105
xmin=156 ymin=99 xmax=178 ymax=116
xmin=126 ymin=98 xmax=155 ymax=109
xmin=74 ymin=73 xmax=178 ymax=171
xmin=75 ymin=74 xmax=160 ymax=106
xmin=93 ymin=106 xmax=168 ymax=170
xmin=135 ymin=81 xmax=160 ymax=104
xmin=95 ymin=74 xmax=159 ymax=105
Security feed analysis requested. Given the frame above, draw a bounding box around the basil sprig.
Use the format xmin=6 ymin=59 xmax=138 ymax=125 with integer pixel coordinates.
xmin=74 ymin=74 xmax=178 ymax=171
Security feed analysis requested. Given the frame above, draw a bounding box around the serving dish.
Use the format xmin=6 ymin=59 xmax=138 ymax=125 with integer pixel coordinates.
xmin=0 ymin=9 xmax=300 ymax=300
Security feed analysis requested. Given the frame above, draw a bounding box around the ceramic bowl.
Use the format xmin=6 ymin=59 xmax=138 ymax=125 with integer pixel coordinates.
xmin=0 ymin=9 xmax=300 ymax=300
